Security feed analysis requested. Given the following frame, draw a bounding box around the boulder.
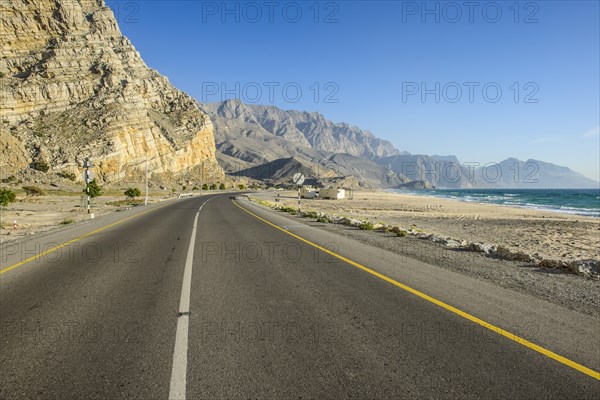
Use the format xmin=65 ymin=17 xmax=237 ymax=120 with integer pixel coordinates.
xmin=494 ymin=246 xmax=533 ymax=262
xmin=538 ymin=259 xmax=568 ymax=269
xmin=372 ymin=222 xmax=386 ymax=231
xmin=390 ymin=226 xmax=409 ymax=237
xmin=428 ymin=235 xmax=444 ymax=243
xmin=568 ymin=260 xmax=600 ymax=278
xmin=348 ymin=218 xmax=363 ymax=227
xmin=444 ymin=239 xmax=462 ymax=249
xmin=329 ymin=215 xmax=344 ymax=224
xmin=469 ymin=242 xmax=497 ymax=254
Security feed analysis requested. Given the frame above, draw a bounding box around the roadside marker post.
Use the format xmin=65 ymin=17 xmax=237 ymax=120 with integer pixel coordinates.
xmin=292 ymin=173 xmax=305 ymax=213
xmin=82 ymin=159 xmax=94 ymax=215
xmin=144 ymin=143 xmax=149 ymax=206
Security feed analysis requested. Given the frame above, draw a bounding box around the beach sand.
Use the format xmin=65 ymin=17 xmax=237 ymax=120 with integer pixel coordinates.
xmin=255 ymin=190 xmax=600 ymax=264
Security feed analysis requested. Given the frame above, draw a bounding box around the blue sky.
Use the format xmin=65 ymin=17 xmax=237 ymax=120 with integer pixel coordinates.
xmin=106 ymin=1 xmax=600 ymax=180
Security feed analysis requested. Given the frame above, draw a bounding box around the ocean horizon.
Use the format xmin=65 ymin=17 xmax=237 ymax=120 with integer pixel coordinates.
xmin=388 ymin=188 xmax=600 ymax=218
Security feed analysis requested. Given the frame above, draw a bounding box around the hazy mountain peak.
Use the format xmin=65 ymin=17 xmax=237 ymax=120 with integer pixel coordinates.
xmin=431 ymin=155 xmax=460 ymax=163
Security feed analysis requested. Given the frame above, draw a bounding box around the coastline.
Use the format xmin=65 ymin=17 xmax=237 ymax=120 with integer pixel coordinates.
xmin=252 ymin=189 xmax=599 ymax=271
xmin=386 ymin=188 xmax=600 ymax=218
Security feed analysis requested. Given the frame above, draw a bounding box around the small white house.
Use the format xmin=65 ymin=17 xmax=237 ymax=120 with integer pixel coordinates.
xmin=300 ymin=187 xmax=318 ymax=199
xmin=320 ymin=188 xmax=345 ymax=200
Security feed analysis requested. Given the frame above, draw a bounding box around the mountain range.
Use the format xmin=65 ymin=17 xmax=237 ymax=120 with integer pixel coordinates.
xmin=199 ymin=100 xmax=599 ymax=189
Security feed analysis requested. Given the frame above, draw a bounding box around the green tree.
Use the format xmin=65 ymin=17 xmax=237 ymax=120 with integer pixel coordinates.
xmin=84 ymin=179 xmax=102 ymax=198
xmin=237 ymin=184 xmax=245 ymax=190
xmin=209 ymin=183 xmax=217 ymax=190
xmin=0 ymin=188 xmax=16 ymax=207
xmin=202 ymin=183 xmax=208 ymax=190
xmin=219 ymin=183 xmax=226 ymax=190
xmin=124 ymin=187 xmax=141 ymax=199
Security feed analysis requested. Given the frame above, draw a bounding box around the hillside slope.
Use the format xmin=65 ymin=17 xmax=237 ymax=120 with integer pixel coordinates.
xmin=0 ymin=0 xmax=222 ymax=182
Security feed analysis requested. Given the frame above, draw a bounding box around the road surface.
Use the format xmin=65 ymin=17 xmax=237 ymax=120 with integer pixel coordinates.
xmin=1 ymin=194 xmax=598 ymax=399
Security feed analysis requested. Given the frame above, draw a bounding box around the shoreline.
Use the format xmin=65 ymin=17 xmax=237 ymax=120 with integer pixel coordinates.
xmin=386 ymin=188 xmax=600 ymax=219
xmin=251 ymin=189 xmax=600 ymax=277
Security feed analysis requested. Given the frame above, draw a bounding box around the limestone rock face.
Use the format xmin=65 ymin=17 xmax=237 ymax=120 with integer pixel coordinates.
xmin=0 ymin=0 xmax=222 ymax=182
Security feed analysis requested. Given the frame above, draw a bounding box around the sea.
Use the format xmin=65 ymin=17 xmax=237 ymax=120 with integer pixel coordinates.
xmin=388 ymin=188 xmax=600 ymax=218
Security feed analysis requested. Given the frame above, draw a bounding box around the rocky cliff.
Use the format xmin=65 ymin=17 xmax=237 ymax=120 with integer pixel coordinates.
xmin=0 ymin=0 xmax=222 ymax=182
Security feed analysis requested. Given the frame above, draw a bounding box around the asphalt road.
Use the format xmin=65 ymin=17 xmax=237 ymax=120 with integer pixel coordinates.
xmin=1 ymin=194 xmax=598 ymax=399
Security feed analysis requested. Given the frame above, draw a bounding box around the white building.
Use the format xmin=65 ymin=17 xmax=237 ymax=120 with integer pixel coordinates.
xmin=320 ymin=188 xmax=345 ymax=200
xmin=300 ymin=187 xmax=318 ymax=199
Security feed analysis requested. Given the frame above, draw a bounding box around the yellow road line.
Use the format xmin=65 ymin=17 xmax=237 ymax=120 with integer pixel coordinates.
xmin=232 ymin=200 xmax=600 ymax=381
xmin=0 ymin=201 xmax=175 ymax=275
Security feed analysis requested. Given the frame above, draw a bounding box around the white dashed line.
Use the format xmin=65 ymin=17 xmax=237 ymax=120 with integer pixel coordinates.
xmin=168 ymin=196 xmax=215 ymax=400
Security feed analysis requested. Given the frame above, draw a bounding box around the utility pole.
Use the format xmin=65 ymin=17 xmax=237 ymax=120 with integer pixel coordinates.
xmin=83 ymin=159 xmax=94 ymax=214
xmin=200 ymin=161 xmax=203 ymax=195
xmin=0 ymin=203 xmax=3 ymax=248
xmin=145 ymin=143 xmax=149 ymax=206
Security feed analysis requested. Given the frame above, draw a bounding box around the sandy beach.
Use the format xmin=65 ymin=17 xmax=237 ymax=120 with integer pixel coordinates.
xmin=253 ymin=190 xmax=600 ymax=265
